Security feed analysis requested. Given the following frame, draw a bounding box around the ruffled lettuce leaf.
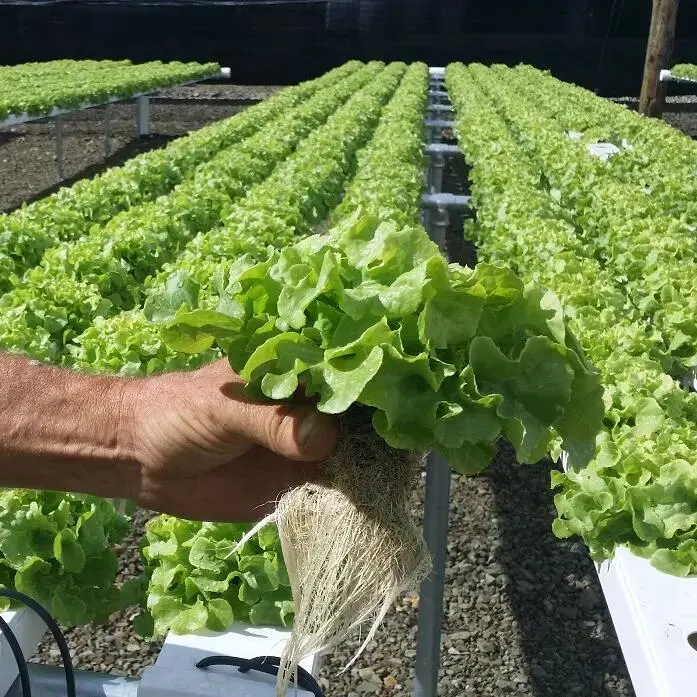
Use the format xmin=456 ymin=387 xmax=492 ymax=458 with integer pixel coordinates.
xmin=152 ymin=212 xmax=604 ymax=473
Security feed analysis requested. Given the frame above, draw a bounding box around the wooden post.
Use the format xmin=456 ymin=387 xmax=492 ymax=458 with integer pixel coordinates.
xmin=639 ymin=0 xmax=680 ymax=117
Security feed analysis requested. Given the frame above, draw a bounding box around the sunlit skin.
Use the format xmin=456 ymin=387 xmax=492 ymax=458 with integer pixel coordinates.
xmin=0 ymin=355 xmax=338 ymax=522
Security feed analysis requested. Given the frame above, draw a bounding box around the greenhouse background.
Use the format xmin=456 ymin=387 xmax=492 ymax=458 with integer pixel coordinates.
xmin=0 ymin=0 xmax=696 ymax=91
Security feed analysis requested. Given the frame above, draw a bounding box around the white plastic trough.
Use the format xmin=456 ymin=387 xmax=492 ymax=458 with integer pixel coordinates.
xmin=660 ymin=69 xmax=697 ymax=85
xmin=0 ymin=607 xmax=48 ymax=696
xmin=559 ymin=451 xmax=697 ymax=697
xmin=138 ymin=623 xmax=318 ymax=697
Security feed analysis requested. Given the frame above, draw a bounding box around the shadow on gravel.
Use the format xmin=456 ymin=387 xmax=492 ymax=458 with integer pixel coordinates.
xmin=152 ymin=97 xmax=262 ymax=108
xmin=4 ymin=134 xmax=174 ymax=213
xmin=0 ymin=131 xmax=21 ymax=147
xmin=490 ymin=446 xmax=636 ymax=697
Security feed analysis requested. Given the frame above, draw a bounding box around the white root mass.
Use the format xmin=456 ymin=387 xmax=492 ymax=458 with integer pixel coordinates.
xmin=272 ymin=406 xmax=432 ymax=697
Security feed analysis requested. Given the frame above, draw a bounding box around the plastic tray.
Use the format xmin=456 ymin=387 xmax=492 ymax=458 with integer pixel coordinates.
xmin=559 ymin=451 xmax=697 ymax=697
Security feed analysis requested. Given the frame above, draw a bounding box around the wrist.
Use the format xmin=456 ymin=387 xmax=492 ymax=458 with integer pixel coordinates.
xmin=0 ymin=354 xmax=143 ymax=499
xmin=112 ymin=375 xmax=146 ymax=502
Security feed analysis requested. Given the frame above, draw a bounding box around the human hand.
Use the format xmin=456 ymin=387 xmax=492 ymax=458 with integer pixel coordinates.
xmin=119 ymin=360 xmax=338 ymax=522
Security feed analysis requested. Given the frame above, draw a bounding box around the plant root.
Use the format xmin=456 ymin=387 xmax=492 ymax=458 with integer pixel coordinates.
xmin=274 ymin=406 xmax=431 ymax=696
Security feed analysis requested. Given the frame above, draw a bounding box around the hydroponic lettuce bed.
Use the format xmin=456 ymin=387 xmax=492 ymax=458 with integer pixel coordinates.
xmin=4 ymin=60 xmax=697 ymax=697
xmin=0 ymin=74 xmax=634 ymax=697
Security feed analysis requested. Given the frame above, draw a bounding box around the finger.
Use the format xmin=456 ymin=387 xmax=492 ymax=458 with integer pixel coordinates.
xmin=233 ymin=401 xmax=339 ymax=462
xmin=198 ymin=358 xmax=339 ymax=461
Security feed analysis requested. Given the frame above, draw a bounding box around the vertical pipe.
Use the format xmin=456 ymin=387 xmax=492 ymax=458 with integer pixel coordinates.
xmin=413 ymin=452 xmax=451 ymax=697
xmin=136 ymin=95 xmax=150 ymax=137
xmin=431 ymin=153 xmax=444 ymax=194
xmin=414 ymin=78 xmax=452 ymax=694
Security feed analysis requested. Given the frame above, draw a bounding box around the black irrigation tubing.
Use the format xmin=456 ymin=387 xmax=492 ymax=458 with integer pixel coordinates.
xmin=196 ymin=654 xmax=325 ymax=697
xmin=0 ymin=588 xmax=76 ymax=697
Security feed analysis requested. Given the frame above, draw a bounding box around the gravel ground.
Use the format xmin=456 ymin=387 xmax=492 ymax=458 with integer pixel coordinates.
xmin=0 ymin=84 xmax=280 ymax=213
xmin=157 ymin=83 xmax=282 ymax=102
xmin=10 ymin=84 xmax=697 ymax=695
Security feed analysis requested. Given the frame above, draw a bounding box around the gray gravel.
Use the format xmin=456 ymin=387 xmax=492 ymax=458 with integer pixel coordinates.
xmin=0 ymin=84 xmax=273 ymax=214
xmin=156 ymin=83 xmax=282 ymax=102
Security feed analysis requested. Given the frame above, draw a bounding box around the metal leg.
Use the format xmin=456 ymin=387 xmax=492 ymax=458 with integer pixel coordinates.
xmin=413 ymin=83 xmax=454 ymax=692
xmin=54 ymin=116 xmax=64 ymax=181
xmin=136 ymin=95 xmax=150 ymax=137
xmin=103 ymin=103 xmax=110 ymax=160
xmin=422 ymin=208 xmax=432 ymax=235
xmin=425 ymin=116 xmax=434 ymax=145
xmin=431 ymin=206 xmax=449 ymax=253
xmin=413 ymin=452 xmax=451 ymax=697
xmin=430 ymin=153 xmax=445 ymax=194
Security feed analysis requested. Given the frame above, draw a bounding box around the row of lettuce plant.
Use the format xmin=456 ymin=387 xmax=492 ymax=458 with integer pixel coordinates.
xmin=0 ymin=63 xmax=381 ymax=364
xmin=0 ymin=60 xmax=131 ymax=79
xmin=469 ymin=64 xmax=697 ymax=376
xmin=504 ymin=64 xmax=697 ymax=224
xmin=671 ymin=64 xmax=697 ymax=81
xmin=70 ymin=61 xmax=408 ymax=378
xmin=447 ymin=62 xmax=697 ymax=577
xmin=0 ymin=61 xmax=361 ymax=292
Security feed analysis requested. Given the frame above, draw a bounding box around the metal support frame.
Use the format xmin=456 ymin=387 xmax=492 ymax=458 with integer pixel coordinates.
xmin=136 ymin=95 xmax=150 ymax=137
xmin=54 ymin=115 xmax=64 ymax=181
xmin=0 ymin=69 xmax=227 ymax=187
xmin=413 ymin=453 xmax=451 ymax=697
xmin=427 ymin=103 xmax=453 ymax=118
xmin=413 ymin=70 xmax=470 ymax=697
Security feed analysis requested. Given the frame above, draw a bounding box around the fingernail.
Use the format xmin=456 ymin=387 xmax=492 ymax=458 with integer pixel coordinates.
xmin=298 ymin=410 xmax=321 ymax=447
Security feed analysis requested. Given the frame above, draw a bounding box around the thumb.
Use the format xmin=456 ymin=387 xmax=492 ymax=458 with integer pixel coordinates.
xmin=236 ymin=401 xmax=339 ymax=462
